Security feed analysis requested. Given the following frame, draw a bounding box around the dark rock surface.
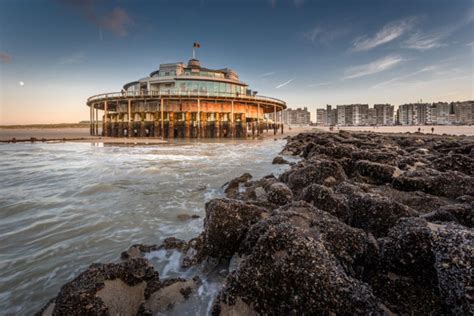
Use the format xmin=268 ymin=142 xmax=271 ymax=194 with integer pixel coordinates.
xmin=38 ymin=131 xmax=474 ymax=315
xmin=37 ymin=258 xmax=199 ymax=316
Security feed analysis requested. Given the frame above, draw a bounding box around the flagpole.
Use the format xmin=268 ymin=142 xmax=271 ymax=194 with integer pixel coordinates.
xmin=193 ymin=47 xmax=195 ymax=59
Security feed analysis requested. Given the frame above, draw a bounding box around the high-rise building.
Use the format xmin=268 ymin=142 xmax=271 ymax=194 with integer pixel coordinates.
xmin=316 ymin=108 xmax=327 ymax=125
xmin=281 ymin=107 xmax=311 ymax=125
xmin=452 ymin=101 xmax=474 ymax=124
xmin=374 ymin=104 xmax=394 ymax=125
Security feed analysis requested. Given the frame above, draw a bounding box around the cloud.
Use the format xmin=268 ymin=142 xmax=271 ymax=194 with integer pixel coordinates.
xmin=307 ymin=81 xmax=331 ymax=87
xmin=58 ymin=51 xmax=85 ymax=65
xmin=259 ymin=71 xmax=276 ymax=77
xmin=62 ymin=0 xmax=133 ymax=36
xmin=403 ymin=11 xmax=474 ymax=51
xmin=352 ymin=17 xmax=417 ymax=51
xmin=275 ymin=78 xmax=294 ymax=89
xmin=403 ymin=31 xmax=446 ymax=50
xmin=0 ymin=52 xmax=12 ymax=64
xmin=100 ymin=8 xmax=133 ymax=36
xmin=344 ymin=55 xmax=403 ymax=80
xmin=371 ymin=65 xmax=437 ymax=88
xmin=303 ymin=26 xmax=350 ymax=45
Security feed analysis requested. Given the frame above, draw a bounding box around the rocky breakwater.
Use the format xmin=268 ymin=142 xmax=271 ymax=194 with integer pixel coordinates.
xmin=38 ymin=131 xmax=473 ymax=315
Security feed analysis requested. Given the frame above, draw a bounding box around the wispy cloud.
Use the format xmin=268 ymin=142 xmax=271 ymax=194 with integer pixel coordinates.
xmin=352 ymin=17 xmax=417 ymax=51
xmin=259 ymin=71 xmax=276 ymax=78
xmin=304 ymin=26 xmax=350 ymax=45
xmin=0 ymin=52 xmax=12 ymax=64
xmin=275 ymin=78 xmax=294 ymax=89
xmin=307 ymin=81 xmax=331 ymax=87
xmin=403 ymin=11 xmax=474 ymax=51
xmin=344 ymin=55 xmax=403 ymax=79
xmin=63 ymin=0 xmax=133 ymax=37
xmin=403 ymin=31 xmax=446 ymax=50
xmin=58 ymin=51 xmax=85 ymax=65
xmin=371 ymin=65 xmax=437 ymax=88
xmin=101 ymin=8 xmax=133 ymax=36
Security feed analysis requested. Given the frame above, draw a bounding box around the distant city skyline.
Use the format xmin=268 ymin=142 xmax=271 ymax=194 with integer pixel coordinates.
xmin=1 ymin=0 xmax=473 ymax=124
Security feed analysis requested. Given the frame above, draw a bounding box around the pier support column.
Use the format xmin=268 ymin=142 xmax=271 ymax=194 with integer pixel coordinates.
xmin=241 ymin=113 xmax=246 ymax=138
xmin=231 ymin=100 xmax=235 ymax=137
xmin=215 ymin=113 xmax=220 ymax=137
xmin=200 ymin=112 xmax=207 ymax=138
xmin=274 ymin=105 xmax=277 ymax=135
xmin=185 ymin=112 xmax=191 ymax=138
xmin=89 ymin=105 xmax=93 ymax=135
xmin=197 ymin=99 xmax=201 ymax=139
xmin=127 ymin=99 xmax=132 ymax=137
xmin=257 ymin=103 xmax=260 ymax=136
xmin=280 ymin=107 xmax=284 ymax=134
xmin=160 ymin=98 xmax=164 ymax=139
xmin=168 ymin=112 xmax=174 ymax=138
xmin=103 ymin=100 xmax=108 ymax=136
xmin=95 ymin=105 xmax=98 ymax=136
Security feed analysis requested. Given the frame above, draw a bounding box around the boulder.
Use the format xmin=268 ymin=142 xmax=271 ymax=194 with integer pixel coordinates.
xmin=376 ymin=218 xmax=474 ymax=315
xmin=272 ymin=156 xmax=289 ymax=164
xmin=214 ymin=216 xmax=384 ymax=315
xmin=281 ymin=158 xmax=347 ymax=194
xmin=37 ymin=258 xmax=199 ymax=316
xmin=266 ymin=182 xmax=293 ymax=206
xmin=223 ymin=173 xmax=252 ymax=198
xmin=200 ymin=198 xmax=267 ymax=258
xmin=393 ymin=169 xmax=474 ymax=199
xmin=353 ymin=160 xmax=400 ymax=185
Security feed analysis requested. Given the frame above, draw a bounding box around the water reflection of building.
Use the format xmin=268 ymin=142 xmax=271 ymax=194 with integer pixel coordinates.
xmin=87 ymin=58 xmax=286 ymax=138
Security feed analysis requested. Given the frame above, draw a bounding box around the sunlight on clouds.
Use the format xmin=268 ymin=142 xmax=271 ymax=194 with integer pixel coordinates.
xmin=352 ymin=17 xmax=418 ymax=51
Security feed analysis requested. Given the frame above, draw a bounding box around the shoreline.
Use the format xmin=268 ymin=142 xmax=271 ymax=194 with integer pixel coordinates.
xmin=36 ymin=130 xmax=473 ymax=315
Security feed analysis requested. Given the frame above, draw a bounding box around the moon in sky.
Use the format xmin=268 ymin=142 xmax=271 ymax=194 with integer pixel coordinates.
xmin=19 ymin=81 xmax=24 ymax=86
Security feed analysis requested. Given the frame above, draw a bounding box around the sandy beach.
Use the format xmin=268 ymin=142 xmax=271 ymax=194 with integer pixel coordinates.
xmin=315 ymin=125 xmax=474 ymax=136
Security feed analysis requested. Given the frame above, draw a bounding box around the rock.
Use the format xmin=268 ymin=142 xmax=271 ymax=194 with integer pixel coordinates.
xmin=281 ymin=158 xmax=347 ymax=194
xmin=423 ymin=203 xmax=474 ymax=228
xmin=297 ymin=184 xmax=351 ymax=223
xmin=353 ymin=160 xmax=399 ymax=185
xmin=214 ymin=204 xmax=384 ymax=315
xmin=200 ymin=198 xmax=267 ymax=258
xmin=376 ymin=218 xmax=473 ymax=315
xmin=121 ymin=238 xmax=187 ymax=260
xmin=393 ymin=169 xmax=474 ymax=199
xmin=431 ymin=153 xmax=474 ymax=176
xmin=176 ymin=213 xmax=200 ymax=221
xmin=266 ymin=182 xmax=293 ymax=206
xmin=37 ymin=258 xmax=201 ymax=316
xmin=346 ymin=191 xmax=417 ymax=237
xmin=223 ymin=173 xmax=252 ymax=198
xmin=272 ymin=156 xmax=289 ymax=164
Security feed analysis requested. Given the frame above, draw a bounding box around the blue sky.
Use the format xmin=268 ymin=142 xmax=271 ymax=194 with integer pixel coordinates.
xmin=0 ymin=0 xmax=473 ymax=124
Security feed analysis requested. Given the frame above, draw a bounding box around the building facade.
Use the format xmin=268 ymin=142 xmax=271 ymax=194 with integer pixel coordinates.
xmin=87 ymin=58 xmax=286 ymax=138
xmin=280 ymin=107 xmax=311 ymax=125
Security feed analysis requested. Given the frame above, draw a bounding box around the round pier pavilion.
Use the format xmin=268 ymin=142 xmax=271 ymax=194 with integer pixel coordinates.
xmin=87 ymin=58 xmax=286 ymax=138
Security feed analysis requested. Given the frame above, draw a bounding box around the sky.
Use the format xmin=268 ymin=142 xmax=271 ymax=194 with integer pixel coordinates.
xmin=0 ymin=0 xmax=473 ymax=124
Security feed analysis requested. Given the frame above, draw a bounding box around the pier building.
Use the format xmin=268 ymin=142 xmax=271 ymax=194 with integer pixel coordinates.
xmin=87 ymin=58 xmax=286 ymax=138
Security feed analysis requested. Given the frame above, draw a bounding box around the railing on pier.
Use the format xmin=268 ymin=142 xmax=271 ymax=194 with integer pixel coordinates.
xmin=87 ymin=90 xmax=286 ymax=107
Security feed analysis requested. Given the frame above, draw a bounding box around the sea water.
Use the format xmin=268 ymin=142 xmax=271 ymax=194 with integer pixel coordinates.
xmin=0 ymin=138 xmax=293 ymax=315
